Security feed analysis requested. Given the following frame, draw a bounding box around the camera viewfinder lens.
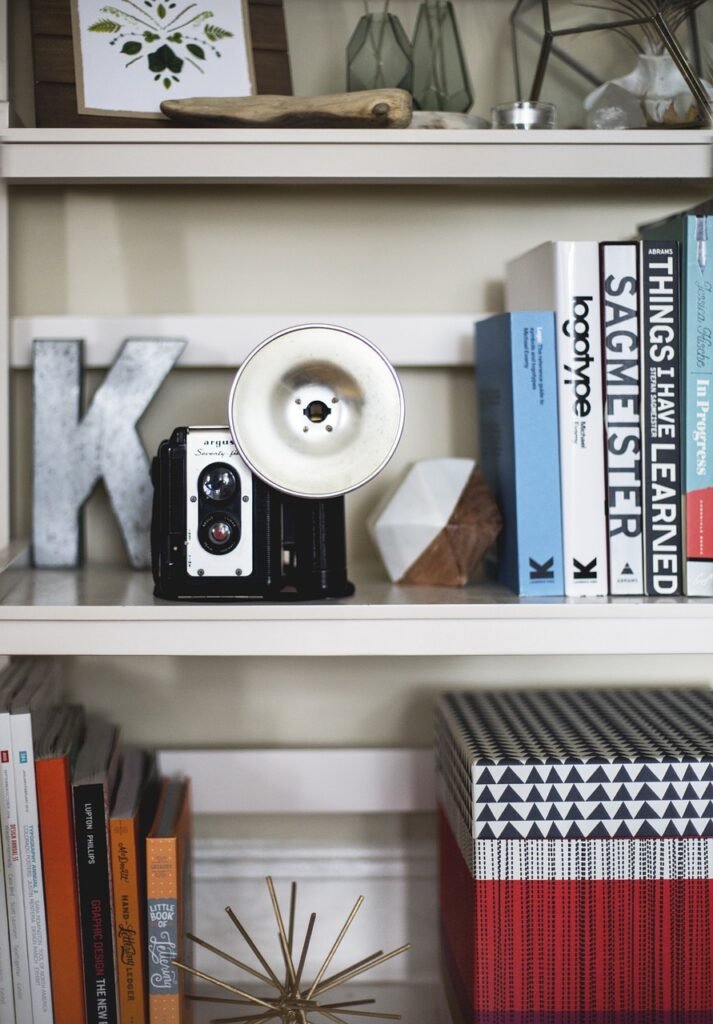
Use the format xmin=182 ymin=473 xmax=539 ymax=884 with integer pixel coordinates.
xmin=200 ymin=463 xmax=238 ymax=503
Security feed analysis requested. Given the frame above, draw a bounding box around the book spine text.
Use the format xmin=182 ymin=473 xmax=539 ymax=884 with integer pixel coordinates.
xmin=640 ymin=240 xmax=683 ymax=595
xmin=74 ymin=782 xmax=119 ymax=1024
xmin=601 ymin=243 xmax=644 ymax=594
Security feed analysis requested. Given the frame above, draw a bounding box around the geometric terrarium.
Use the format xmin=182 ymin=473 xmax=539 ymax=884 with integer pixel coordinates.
xmin=511 ymin=0 xmax=713 ymax=127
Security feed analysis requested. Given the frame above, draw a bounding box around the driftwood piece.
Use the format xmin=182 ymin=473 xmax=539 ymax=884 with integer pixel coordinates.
xmin=160 ymin=89 xmax=413 ymax=129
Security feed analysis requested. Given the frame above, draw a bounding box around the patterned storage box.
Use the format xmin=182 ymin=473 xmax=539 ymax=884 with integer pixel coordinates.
xmin=436 ymin=689 xmax=713 ymax=1024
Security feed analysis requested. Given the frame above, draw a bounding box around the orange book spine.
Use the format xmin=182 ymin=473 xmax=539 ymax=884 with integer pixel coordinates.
xmin=146 ymin=787 xmax=191 ymax=1024
xmin=35 ymin=756 xmax=87 ymax=1024
xmin=110 ymin=816 xmax=148 ymax=1024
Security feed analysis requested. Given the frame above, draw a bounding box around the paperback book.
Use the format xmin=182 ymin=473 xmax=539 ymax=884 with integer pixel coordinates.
xmin=476 ymin=311 xmax=563 ymax=596
xmin=34 ymin=705 xmax=87 ymax=1024
xmin=110 ymin=748 xmax=160 ymax=1024
xmin=72 ymin=719 xmax=121 ymax=1024
xmin=11 ymin=664 xmax=60 ymax=1024
xmin=600 ymin=242 xmax=644 ymax=594
xmin=146 ymin=776 xmax=192 ymax=1024
xmin=641 ymin=208 xmax=713 ymax=596
xmin=0 ymin=661 xmax=33 ymax=1024
xmin=0 ymin=663 xmax=22 ymax=1024
xmin=0 ymin=659 xmax=58 ymax=1024
xmin=639 ymin=239 xmax=683 ymax=596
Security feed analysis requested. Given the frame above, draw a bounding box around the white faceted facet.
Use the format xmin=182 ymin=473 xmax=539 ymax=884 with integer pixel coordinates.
xmin=369 ymin=458 xmax=475 ymax=582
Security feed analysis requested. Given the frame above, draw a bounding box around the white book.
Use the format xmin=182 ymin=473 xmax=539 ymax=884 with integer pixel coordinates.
xmin=0 ymin=667 xmax=15 ymax=1024
xmin=0 ymin=840 xmax=14 ymax=1024
xmin=600 ymin=242 xmax=644 ymax=595
xmin=11 ymin=666 xmax=59 ymax=1024
xmin=506 ymin=241 xmax=609 ymax=596
xmin=0 ymin=663 xmax=34 ymax=1024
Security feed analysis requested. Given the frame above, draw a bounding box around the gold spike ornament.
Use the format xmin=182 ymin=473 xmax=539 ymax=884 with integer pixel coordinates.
xmin=174 ymin=877 xmax=410 ymax=1023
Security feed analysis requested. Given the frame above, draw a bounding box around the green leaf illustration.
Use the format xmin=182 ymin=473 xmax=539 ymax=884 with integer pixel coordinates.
xmin=204 ymin=24 xmax=233 ymax=41
xmin=163 ymin=77 xmax=172 ymax=88
xmin=157 ymin=3 xmax=166 ymax=17
xmin=186 ymin=43 xmax=205 ymax=59
xmin=103 ymin=5 xmax=153 ymax=28
xmin=148 ymin=44 xmax=183 ymax=74
xmin=168 ymin=32 xmax=183 ymax=42
xmin=89 ymin=18 xmax=121 ymax=32
xmin=121 ymin=41 xmax=142 ymax=55
xmin=175 ymin=11 xmax=212 ymax=29
xmin=144 ymin=31 xmax=160 ymax=42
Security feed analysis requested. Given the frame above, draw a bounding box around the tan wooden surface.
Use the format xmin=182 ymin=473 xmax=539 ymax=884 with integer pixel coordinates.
xmin=161 ymin=89 xmax=413 ymax=128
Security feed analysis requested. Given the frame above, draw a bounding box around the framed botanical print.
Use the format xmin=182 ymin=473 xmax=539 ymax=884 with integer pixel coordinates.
xmin=29 ymin=0 xmax=292 ymax=126
xmin=71 ymin=0 xmax=254 ymax=118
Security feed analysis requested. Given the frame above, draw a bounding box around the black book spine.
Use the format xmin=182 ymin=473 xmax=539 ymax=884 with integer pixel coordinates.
xmin=640 ymin=239 xmax=683 ymax=596
xmin=73 ymin=781 xmax=118 ymax=1024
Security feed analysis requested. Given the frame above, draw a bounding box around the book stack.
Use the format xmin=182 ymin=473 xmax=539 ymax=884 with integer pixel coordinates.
xmin=436 ymin=687 xmax=713 ymax=1024
xmin=0 ymin=658 xmax=193 ymax=1024
xmin=478 ymin=206 xmax=713 ymax=598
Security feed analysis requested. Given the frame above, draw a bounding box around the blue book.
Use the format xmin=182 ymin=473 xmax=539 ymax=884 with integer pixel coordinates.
xmin=476 ymin=312 xmax=564 ymax=596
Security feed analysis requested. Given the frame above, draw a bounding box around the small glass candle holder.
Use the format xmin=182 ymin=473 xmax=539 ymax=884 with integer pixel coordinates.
xmin=492 ymin=100 xmax=557 ymax=130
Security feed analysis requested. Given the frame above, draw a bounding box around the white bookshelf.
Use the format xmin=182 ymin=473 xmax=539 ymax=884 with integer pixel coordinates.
xmin=2 ymin=116 xmax=713 ymax=1020
xmin=0 ymin=128 xmax=711 ymax=184
xmin=2 ymin=563 xmax=713 ymax=656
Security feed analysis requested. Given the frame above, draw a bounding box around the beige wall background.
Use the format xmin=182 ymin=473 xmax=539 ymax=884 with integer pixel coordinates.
xmin=8 ymin=3 xmax=713 ymax=839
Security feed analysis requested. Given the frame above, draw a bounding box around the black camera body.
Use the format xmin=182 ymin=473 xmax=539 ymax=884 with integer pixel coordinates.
xmin=151 ymin=426 xmax=354 ymax=601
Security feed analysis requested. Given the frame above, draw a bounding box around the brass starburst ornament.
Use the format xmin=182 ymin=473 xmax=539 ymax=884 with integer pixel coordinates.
xmin=174 ymin=877 xmax=411 ymax=1023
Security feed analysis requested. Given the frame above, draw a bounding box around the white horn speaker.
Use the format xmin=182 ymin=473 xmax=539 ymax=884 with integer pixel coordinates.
xmin=227 ymin=323 xmax=405 ymax=499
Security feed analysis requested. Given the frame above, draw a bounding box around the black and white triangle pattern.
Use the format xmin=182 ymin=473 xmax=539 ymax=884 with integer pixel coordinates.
xmin=472 ymin=762 xmax=713 ymax=838
xmin=438 ymin=772 xmax=713 ymax=880
xmin=438 ymin=689 xmax=713 ymax=841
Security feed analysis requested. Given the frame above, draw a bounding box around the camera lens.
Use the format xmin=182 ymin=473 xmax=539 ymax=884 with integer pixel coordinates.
xmin=200 ymin=463 xmax=238 ymax=503
xmin=198 ymin=512 xmax=240 ymax=555
xmin=208 ymin=521 xmax=232 ymax=546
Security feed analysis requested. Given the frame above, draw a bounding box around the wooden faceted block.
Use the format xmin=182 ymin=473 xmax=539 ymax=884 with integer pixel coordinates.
xmin=369 ymin=458 xmax=501 ymax=586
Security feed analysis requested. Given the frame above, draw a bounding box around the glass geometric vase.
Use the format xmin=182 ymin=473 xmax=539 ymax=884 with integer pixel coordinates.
xmin=411 ymin=0 xmax=474 ymax=112
xmin=346 ymin=12 xmax=413 ymax=92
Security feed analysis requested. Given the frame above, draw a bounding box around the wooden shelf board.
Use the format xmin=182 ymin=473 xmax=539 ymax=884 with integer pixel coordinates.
xmin=1 ymin=128 xmax=711 ymax=184
xmin=1 ymin=564 xmax=713 ymax=656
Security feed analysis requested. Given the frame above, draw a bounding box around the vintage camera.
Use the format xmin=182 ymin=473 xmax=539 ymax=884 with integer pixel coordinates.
xmin=151 ymin=325 xmax=404 ymax=601
xmin=151 ymin=425 xmax=354 ymax=600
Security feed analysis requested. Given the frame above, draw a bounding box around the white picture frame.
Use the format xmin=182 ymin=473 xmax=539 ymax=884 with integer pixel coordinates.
xmin=71 ymin=0 xmax=255 ymax=119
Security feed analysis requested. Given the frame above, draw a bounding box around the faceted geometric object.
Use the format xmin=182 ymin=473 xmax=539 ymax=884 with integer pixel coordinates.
xmin=585 ymin=81 xmax=648 ymax=129
xmin=410 ymin=110 xmax=489 ymax=128
xmin=346 ymin=12 xmax=413 ymax=93
xmin=369 ymin=458 xmax=501 ymax=586
xmin=411 ymin=0 xmax=474 ymax=112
